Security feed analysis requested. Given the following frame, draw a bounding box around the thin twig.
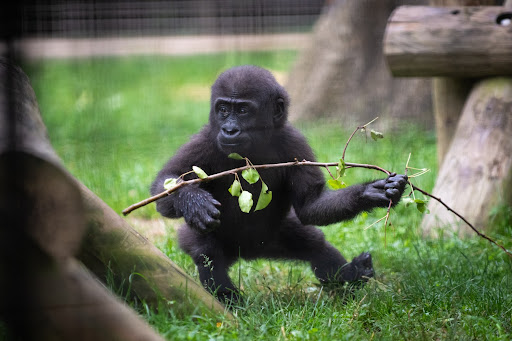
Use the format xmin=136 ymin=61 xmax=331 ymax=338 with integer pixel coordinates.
xmin=404 ymin=153 xmax=412 ymax=176
xmin=412 ymin=184 xmax=512 ymax=258
xmin=342 ymin=117 xmax=379 ymax=160
xmin=324 ymin=165 xmax=336 ymax=180
xmin=384 ymin=200 xmax=393 ymax=247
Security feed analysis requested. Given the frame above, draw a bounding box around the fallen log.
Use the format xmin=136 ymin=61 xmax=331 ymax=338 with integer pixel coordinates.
xmin=0 ymin=152 xmax=165 ymax=340
xmin=0 ymin=58 xmax=231 ymax=338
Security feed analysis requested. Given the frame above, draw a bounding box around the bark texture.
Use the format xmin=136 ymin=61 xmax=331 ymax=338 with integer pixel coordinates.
xmin=286 ymin=0 xmax=432 ymax=128
xmin=421 ymin=77 xmax=512 ymax=235
xmin=384 ymin=5 xmax=512 ymax=77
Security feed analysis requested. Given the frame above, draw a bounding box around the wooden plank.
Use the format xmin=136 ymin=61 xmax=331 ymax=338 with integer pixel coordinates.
xmin=384 ymin=6 xmax=512 ymax=77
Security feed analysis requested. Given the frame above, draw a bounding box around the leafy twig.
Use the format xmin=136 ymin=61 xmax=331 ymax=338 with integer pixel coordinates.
xmin=122 ymin=120 xmax=512 ymax=259
xmin=122 ymin=160 xmax=389 ymax=216
xmin=342 ymin=117 xmax=379 ymax=160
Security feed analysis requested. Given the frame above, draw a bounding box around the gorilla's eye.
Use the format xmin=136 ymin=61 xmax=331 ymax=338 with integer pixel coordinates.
xmin=239 ymin=107 xmax=249 ymax=115
xmin=219 ymin=105 xmax=229 ymax=117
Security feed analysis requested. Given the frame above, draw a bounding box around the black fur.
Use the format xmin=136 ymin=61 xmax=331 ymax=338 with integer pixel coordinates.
xmin=151 ymin=66 xmax=407 ymax=303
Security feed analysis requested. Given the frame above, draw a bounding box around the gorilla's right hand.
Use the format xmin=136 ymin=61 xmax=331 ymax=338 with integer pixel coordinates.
xmin=175 ymin=187 xmax=221 ymax=233
xmin=362 ymin=173 xmax=408 ymax=207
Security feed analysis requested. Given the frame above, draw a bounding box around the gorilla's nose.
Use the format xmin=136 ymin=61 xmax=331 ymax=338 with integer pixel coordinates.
xmin=221 ymin=125 xmax=241 ymax=138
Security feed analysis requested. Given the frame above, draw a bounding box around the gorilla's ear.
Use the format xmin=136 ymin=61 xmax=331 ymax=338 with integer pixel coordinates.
xmin=274 ymin=97 xmax=286 ymax=125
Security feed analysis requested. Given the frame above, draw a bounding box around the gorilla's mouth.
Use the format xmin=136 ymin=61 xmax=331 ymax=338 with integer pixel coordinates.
xmin=217 ymin=138 xmax=247 ymax=155
xmin=218 ymin=140 xmax=243 ymax=149
xmin=217 ymin=134 xmax=249 ymax=149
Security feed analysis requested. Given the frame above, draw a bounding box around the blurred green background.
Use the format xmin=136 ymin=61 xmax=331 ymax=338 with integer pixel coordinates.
xmin=24 ymin=51 xmax=437 ymax=217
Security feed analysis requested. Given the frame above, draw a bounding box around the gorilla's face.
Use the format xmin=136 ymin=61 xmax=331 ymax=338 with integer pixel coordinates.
xmin=213 ymin=96 xmax=269 ymax=155
xmin=209 ymin=66 xmax=288 ymax=156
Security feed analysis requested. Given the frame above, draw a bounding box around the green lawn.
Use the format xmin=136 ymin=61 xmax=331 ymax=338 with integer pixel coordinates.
xmin=21 ymin=53 xmax=512 ymax=340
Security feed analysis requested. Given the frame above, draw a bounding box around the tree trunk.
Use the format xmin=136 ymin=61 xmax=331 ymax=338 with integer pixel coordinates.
xmin=432 ymin=78 xmax=473 ymax=165
xmin=421 ymin=77 xmax=512 ymax=235
xmin=286 ymin=0 xmax=432 ymax=128
xmin=0 ymin=58 xmax=231 ymax=338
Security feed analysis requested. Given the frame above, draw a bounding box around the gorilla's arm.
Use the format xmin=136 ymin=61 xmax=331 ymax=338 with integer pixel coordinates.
xmin=292 ymin=171 xmax=408 ymax=226
xmin=280 ymin=126 xmax=407 ymax=226
xmin=150 ymin=129 xmax=221 ymax=232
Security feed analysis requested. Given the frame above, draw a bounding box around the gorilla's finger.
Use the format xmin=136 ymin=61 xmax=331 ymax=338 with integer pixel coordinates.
xmin=388 ymin=174 xmax=408 ymax=184
xmin=205 ymin=217 xmax=221 ymax=230
xmin=205 ymin=202 xmax=221 ymax=218
xmin=371 ymin=179 xmax=386 ymax=189
xmin=384 ymin=182 xmax=402 ymax=190
xmin=209 ymin=208 xmax=221 ymax=219
xmin=189 ymin=215 xmax=207 ymax=232
xmin=385 ymin=188 xmax=399 ymax=198
xmin=370 ymin=192 xmax=389 ymax=203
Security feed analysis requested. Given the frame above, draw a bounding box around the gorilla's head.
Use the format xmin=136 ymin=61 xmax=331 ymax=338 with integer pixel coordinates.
xmin=209 ymin=65 xmax=290 ymax=156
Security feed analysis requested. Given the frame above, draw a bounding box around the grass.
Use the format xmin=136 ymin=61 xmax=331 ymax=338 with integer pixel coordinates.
xmin=18 ymin=52 xmax=512 ymax=340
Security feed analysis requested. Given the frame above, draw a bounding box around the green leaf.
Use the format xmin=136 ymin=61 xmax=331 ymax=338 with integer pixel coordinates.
xmin=255 ymin=181 xmax=272 ymax=211
xmin=242 ymin=168 xmax=260 ymax=184
xmin=414 ymin=199 xmax=429 ymax=214
xmin=228 ymin=179 xmax=242 ymax=197
xmin=163 ymin=178 xmax=177 ymax=190
xmin=371 ymin=129 xmax=384 ymax=141
xmin=416 ymin=202 xmax=427 ymax=213
xmin=192 ymin=166 xmax=208 ymax=179
xmin=327 ymin=179 xmax=346 ymax=190
xmin=238 ymin=191 xmax=253 ymax=213
xmin=336 ymin=159 xmax=346 ymax=178
xmin=228 ymin=153 xmax=244 ymax=160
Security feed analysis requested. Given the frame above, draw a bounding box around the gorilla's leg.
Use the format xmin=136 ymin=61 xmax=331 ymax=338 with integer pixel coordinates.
xmin=261 ymin=214 xmax=374 ymax=285
xmin=177 ymin=225 xmax=238 ymax=302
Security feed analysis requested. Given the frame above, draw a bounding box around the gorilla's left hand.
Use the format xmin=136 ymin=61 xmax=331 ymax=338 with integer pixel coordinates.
xmin=175 ymin=187 xmax=221 ymax=233
xmin=363 ymin=173 xmax=408 ymax=207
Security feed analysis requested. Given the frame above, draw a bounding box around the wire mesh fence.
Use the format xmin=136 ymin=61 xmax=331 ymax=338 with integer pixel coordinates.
xmin=18 ymin=0 xmax=326 ymax=38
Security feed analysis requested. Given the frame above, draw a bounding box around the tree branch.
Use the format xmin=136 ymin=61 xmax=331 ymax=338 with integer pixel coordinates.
xmin=123 ymin=159 xmax=511 ymax=258
xmin=122 ymin=160 xmax=389 ymax=216
xmin=122 ymin=118 xmax=511 ymax=258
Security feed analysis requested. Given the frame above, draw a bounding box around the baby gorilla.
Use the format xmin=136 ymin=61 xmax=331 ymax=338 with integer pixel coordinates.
xmin=151 ymin=65 xmax=407 ymax=303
